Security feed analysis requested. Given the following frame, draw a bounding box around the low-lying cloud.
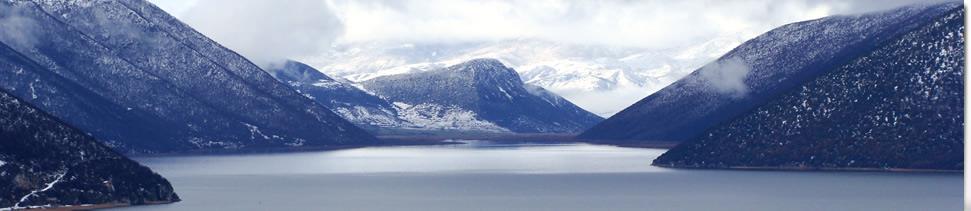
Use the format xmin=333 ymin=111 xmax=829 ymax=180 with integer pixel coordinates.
xmin=0 ymin=3 xmax=39 ymax=50
xmin=180 ymin=0 xmax=343 ymax=68
xmin=326 ymin=0 xmax=949 ymax=48
xmin=150 ymin=0 xmax=945 ymax=68
xmin=91 ymin=7 xmax=167 ymax=46
xmin=699 ymin=57 xmax=751 ymax=98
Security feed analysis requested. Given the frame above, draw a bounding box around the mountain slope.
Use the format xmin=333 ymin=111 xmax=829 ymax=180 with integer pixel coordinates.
xmin=361 ymin=58 xmax=604 ymax=133
xmin=0 ymin=89 xmax=178 ymax=209
xmin=654 ymin=4 xmax=964 ymax=170
xmin=578 ymin=3 xmax=962 ymax=144
xmin=266 ymin=60 xmax=404 ymax=130
xmin=0 ymin=0 xmax=377 ymax=153
xmin=301 ymin=38 xmax=744 ymax=117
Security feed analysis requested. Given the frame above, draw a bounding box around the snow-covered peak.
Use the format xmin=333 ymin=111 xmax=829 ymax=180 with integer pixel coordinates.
xmin=298 ymin=37 xmax=747 ymax=116
xmin=457 ymin=58 xmax=507 ymax=69
xmin=448 ymin=58 xmax=521 ymax=83
xmin=361 ymin=57 xmax=604 ymax=133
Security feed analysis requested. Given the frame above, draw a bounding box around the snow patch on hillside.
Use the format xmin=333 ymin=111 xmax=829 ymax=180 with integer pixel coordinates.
xmin=299 ymin=37 xmax=747 ymax=116
xmin=14 ymin=171 xmax=66 ymax=209
xmin=333 ymin=106 xmax=401 ymax=127
xmin=396 ymin=103 xmax=510 ymax=132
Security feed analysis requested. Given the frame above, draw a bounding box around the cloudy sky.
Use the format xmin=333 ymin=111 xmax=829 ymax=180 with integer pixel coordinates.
xmin=148 ymin=0 xmax=944 ymax=68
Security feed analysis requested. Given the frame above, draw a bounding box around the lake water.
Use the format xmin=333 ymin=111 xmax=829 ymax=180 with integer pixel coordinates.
xmin=116 ymin=141 xmax=962 ymax=211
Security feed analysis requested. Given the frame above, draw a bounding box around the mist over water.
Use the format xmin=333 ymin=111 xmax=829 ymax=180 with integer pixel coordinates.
xmin=120 ymin=141 xmax=961 ymax=211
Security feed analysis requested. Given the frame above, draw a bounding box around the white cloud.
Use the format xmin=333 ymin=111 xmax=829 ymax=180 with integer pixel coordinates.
xmin=699 ymin=57 xmax=751 ymax=98
xmin=150 ymin=0 xmax=945 ymax=64
xmin=147 ymin=0 xmax=197 ymax=17
xmin=147 ymin=0 xmax=946 ymax=117
xmin=330 ymin=0 xmax=799 ymax=48
xmin=325 ymin=0 xmax=946 ymax=49
xmin=0 ymin=3 xmax=40 ymax=50
xmin=178 ymin=0 xmax=343 ymax=68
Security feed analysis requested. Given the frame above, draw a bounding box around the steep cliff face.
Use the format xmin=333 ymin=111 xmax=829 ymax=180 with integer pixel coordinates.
xmin=654 ymin=5 xmax=964 ymax=170
xmin=579 ymin=3 xmax=962 ymax=145
xmin=0 ymin=0 xmax=377 ymax=153
xmin=0 ymin=89 xmax=178 ymax=209
xmin=361 ymin=59 xmax=603 ymax=133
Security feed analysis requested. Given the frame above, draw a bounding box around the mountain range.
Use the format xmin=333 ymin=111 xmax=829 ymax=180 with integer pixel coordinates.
xmin=297 ymin=37 xmax=746 ymax=117
xmin=266 ymin=60 xmax=405 ymax=131
xmin=0 ymin=0 xmax=377 ymax=154
xmin=579 ymin=2 xmax=963 ymax=145
xmin=654 ymin=3 xmax=964 ymax=170
xmin=269 ymin=59 xmax=604 ymax=134
xmin=0 ymin=1 xmax=964 ymax=210
xmin=0 ymin=89 xmax=178 ymax=209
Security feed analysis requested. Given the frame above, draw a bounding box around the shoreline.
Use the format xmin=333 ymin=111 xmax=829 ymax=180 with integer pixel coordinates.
xmin=127 ymin=133 xmax=590 ymax=157
xmin=124 ymin=134 xmax=690 ymax=157
xmin=377 ymin=133 xmax=582 ymax=143
xmin=126 ymin=141 xmax=453 ymax=157
xmin=1 ymin=200 xmax=177 ymax=211
xmin=571 ymin=139 xmax=679 ymax=149
xmin=608 ymin=142 xmax=678 ymax=149
xmin=652 ymin=163 xmax=963 ymax=173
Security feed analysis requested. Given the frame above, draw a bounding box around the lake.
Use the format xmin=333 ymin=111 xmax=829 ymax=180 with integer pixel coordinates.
xmin=116 ymin=141 xmax=962 ymax=211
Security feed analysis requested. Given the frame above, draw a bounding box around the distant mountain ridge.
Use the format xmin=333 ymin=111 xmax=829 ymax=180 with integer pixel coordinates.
xmin=266 ymin=60 xmax=406 ymax=131
xmin=269 ymin=59 xmax=603 ymax=134
xmin=0 ymin=0 xmax=377 ymax=153
xmin=655 ymin=3 xmax=964 ymax=170
xmin=300 ymin=37 xmax=745 ymax=117
xmin=0 ymin=89 xmax=178 ymax=209
xmin=362 ymin=58 xmax=604 ymax=133
xmin=579 ymin=2 xmax=962 ymax=145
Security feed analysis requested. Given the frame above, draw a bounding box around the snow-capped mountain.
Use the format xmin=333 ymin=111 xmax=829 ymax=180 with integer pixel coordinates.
xmin=299 ymin=37 xmax=746 ymax=117
xmin=270 ymin=59 xmax=602 ymax=134
xmin=266 ymin=60 xmax=406 ymax=130
xmin=0 ymin=0 xmax=377 ymax=153
xmin=361 ymin=58 xmax=604 ymax=133
xmin=0 ymin=89 xmax=178 ymax=209
xmin=579 ymin=2 xmax=962 ymax=145
xmin=656 ymin=3 xmax=964 ymax=170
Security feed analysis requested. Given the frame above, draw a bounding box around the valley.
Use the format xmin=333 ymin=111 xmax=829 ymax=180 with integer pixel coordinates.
xmin=0 ymin=0 xmax=963 ymax=210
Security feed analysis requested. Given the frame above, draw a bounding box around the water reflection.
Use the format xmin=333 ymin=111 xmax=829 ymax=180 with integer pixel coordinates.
xmin=123 ymin=141 xmax=962 ymax=211
xmin=137 ymin=140 xmax=672 ymax=176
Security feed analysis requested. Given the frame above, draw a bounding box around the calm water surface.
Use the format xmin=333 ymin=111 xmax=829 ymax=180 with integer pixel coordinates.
xmin=116 ymin=141 xmax=961 ymax=211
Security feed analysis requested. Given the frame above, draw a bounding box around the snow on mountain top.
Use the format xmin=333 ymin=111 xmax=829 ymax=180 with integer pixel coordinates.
xmin=298 ymin=37 xmax=747 ymax=117
xmin=459 ymin=58 xmax=506 ymax=67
